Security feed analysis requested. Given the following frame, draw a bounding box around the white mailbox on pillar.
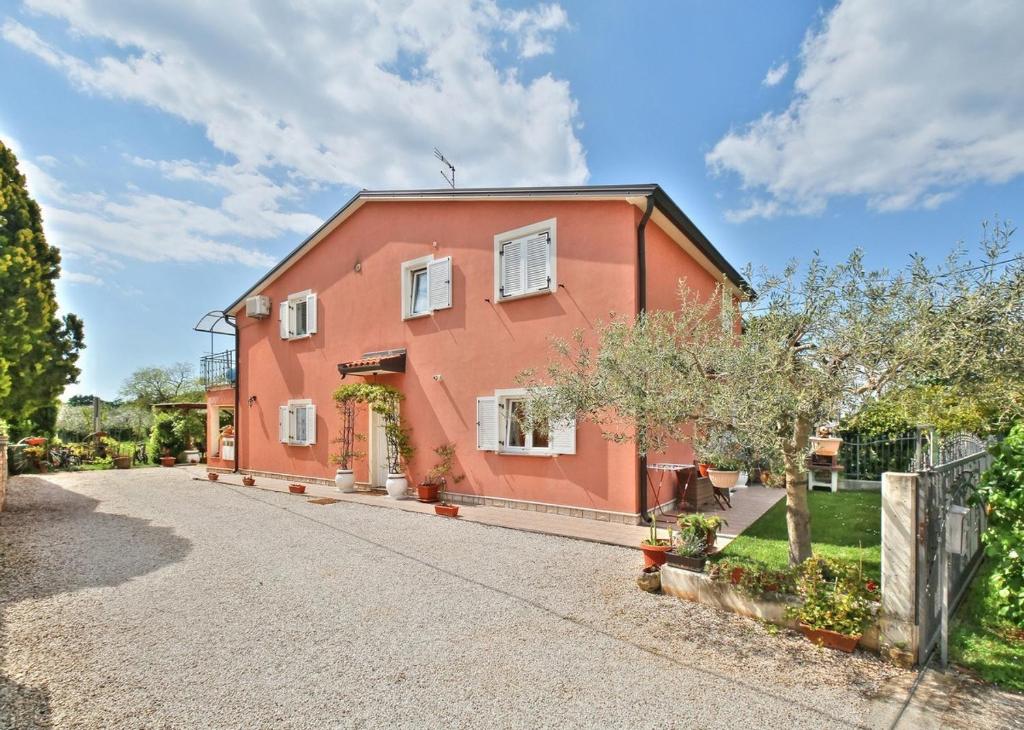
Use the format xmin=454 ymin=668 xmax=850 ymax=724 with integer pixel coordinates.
xmin=946 ymin=505 xmax=971 ymax=555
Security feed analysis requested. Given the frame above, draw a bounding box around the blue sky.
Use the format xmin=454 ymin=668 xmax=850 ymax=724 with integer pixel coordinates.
xmin=1 ymin=0 xmax=1022 ymax=399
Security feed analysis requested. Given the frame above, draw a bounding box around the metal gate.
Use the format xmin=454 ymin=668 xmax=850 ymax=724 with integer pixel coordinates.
xmin=915 ymin=448 xmax=991 ymax=663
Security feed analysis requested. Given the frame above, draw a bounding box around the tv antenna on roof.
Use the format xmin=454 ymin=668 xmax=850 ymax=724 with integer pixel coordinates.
xmin=434 ymin=148 xmax=455 ymax=189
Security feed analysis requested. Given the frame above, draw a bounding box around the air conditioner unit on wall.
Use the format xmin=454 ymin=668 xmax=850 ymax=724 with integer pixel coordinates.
xmin=246 ymin=295 xmax=271 ymax=319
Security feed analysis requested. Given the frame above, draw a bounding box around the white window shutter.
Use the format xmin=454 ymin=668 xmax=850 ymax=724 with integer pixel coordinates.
xmin=501 ymin=239 xmax=524 ymax=298
xmin=427 ymin=256 xmax=452 ymax=310
xmin=305 ymin=293 xmax=317 ymax=334
xmin=476 ymin=397 xmax=499 ymax=451
xmin=306 ymin=404 xmax=317 ymax=445
xmin=525 ymin=232 xmax=550 ymax=292
xmin=279 ymin=302 xmax=289 ymax=339
xmin=279 ymin=406 xmax=289 ymax=443
xmin=550 ymin=417 xmax=576 ymax=455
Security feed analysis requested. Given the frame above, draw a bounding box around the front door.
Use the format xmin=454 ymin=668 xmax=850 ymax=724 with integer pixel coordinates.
xmin=370 ymin=409 xmax=388 ymax=488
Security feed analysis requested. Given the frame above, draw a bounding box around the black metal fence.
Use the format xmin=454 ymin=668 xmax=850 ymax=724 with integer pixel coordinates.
xmin=838 ymin=429 xmax=921 ymax=480
xmin=201 ymin=350 xmax=236 ymax=389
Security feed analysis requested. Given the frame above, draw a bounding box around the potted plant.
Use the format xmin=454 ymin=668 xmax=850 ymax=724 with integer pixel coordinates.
xmin=809 ymin=425 xmax=843 ymax=457
xmin=636 ymin=565 xmax=661 ymax=593
xmin=665 ymin=531 xmax=708 ymax=572
xmin=331 ymin=386 xmax=364 ymax=493
xmin=676 ymin=513 xmax=728 ymax=552
xmin=159 ymin=447 xmax=176 ymax=468
xmin=288 ymin=483 xmax=306 ymax=494
xmin=787 ymin=557 xmax=875 ymax=653
xmin=242 ymin=475 xmax=256 ymax=487
xmin=706 ymin=456 xmax=743 ymax=489
xmin=207 ymin=471 xmax=219 ymax=481
xmin=24 ymin=444 xmax=46 ymax=472
xmin=428 ymin=443 xmax=465 ymax=516
xmin=639 ymin=515 xmax=672 ymax=568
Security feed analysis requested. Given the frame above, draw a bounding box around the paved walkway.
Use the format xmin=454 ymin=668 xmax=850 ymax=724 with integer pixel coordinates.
xmin=185 ymin=466 xmax=783 ymax=550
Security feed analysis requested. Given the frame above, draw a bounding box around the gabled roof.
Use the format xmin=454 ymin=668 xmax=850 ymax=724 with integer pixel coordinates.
xmin=226 ymin=184 xmax=750 ymax=313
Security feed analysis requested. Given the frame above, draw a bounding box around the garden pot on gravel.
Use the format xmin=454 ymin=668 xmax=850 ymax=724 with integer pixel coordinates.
xmin=207 ymin=472 xmax=219 ymax=481
xmin=242 ymin=476 xmax=256 ymax=487
xmin=435 ymin=504 xmax=459 ymax=517
xmin=113 ymin=456 xmax=131 ymax=470
xmin=636 ymin=566 xmax=661 ymax=593
xmin=639 ymin=544 xmax=672 ymax=569
xmin=416 ymin=483 xmax=440 ymax=503
xmin=335 ymin=469 xmax=356 ymax=493
xmin=288 ymin=483 xmax=306 ymax=495
xmin=160 ymin=456 xmax=175 ymax=467
xmin=707 ymin=469 xmax=739 ymax=489
xmin=798 ymin=624 xmax=860 ymax=653
xmin=385 ymin=473 xmax=408 ymax=499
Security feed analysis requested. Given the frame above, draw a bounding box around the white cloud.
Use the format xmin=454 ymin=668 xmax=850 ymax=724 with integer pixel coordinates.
xmin=62 ymin=271 xmax=104 ymax=285
xmin=707 ymin=0 xmax=1024 ymax=220
xmin=761 ymin=61 xmax=788 ymax=87
xmin=3 ymin=0 xmax=585 ymax=189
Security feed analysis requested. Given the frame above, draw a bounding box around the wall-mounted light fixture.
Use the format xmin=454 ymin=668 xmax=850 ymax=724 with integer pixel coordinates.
xmin=354 ymin=260 xmax=362 ymax=273
xmin=248 ymin=395 xmax=258 ymax=407
xmin=432 ymin=374 xmax=443 ymax=382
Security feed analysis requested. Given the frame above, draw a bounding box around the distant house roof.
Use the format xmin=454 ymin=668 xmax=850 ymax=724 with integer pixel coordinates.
xmin=226 ymin=184 xmax=751 ymax=313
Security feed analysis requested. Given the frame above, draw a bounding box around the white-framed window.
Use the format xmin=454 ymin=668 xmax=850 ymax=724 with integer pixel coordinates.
xmin=401 ymin=255 xmax=452 ymax=319
xmin=476 ymin=388 xmax=575 ymax=456
xmin=279 ymin=290 xmax=318 ymax=339
xmin=279 ymin=400 xmax=317 ymax=446
xmin=493 ymin=218 xmax=556 ymax=302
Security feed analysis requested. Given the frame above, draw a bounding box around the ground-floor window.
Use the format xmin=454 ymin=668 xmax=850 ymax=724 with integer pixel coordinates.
xmin=476 ymin=388 xmax=574 ymax=455
xmin=279 ymin=400 xmax=317 ymax=446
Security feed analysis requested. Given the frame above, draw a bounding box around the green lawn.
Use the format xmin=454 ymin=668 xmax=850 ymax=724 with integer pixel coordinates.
xmin=950 ymin=560 xmax=1024 ymax=692
xmin=714 ymin=490 xmax=883 ymax=580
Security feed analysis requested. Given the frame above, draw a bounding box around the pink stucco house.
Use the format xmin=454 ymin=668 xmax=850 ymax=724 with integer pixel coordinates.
xmin=199 ymin=185 xmax=748 ymax=524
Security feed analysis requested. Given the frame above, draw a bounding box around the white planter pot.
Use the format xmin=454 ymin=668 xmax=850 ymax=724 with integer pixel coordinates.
xmin=385 ymin=473 xmax=408 ymax=499
xmin=810 ymin=437 xmax=843 ymax=457
xmin=707 ymin=469 xmax=740 ymax=489
xmin=335 ymin=469 xmax=356 ymax=493
xmin=734 ymin=470 xmax=749 ymax=488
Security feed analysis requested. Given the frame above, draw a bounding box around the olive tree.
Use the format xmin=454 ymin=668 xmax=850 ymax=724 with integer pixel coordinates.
xmin=524 ymin=223 xmax=1023 ymax=565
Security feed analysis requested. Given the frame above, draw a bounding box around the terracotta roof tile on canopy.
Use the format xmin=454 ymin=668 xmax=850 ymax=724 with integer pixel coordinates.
xmin=337 ymin=349 xmax=407 ymax=378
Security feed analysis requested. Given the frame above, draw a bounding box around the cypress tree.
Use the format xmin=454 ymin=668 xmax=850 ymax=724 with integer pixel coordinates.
xmin=0 ymin=139 xmax=84 ymax=434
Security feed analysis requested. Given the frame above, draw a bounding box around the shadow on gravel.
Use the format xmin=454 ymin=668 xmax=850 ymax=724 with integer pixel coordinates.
xmin=0 ymin=476 xmax=192 ymax=729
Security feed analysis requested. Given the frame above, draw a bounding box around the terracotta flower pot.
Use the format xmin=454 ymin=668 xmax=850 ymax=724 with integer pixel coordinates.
xmin=435 ymin=504 xmax=460 ymax=517
xmin=160 ymin=456 xmax=176 ymax=467
xmin=417 ymin=484 xmax=440 ymax=503
xmin=207 ymin=472 xmax=219 ymax=481
xmin=288 ymin=484 xmax=306 ymax=494
xmin=798 ymin=624 xmax=861 ymax=653
xmin=698 ymin=463 xmax=710 ymax=478
xmin=242 ymin=476 xmax=256 ymax=487
xmin=640 ymin=543 xmax=672 ymax=569
xmin=730 ymin=566 xmax=745 ymax=585
xmin=113 ymin=456 xmax=131 ymax=470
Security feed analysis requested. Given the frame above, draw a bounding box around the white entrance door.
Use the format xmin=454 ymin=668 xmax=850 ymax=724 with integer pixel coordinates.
xmin=370 ymin=409 xmax=388 ymax=488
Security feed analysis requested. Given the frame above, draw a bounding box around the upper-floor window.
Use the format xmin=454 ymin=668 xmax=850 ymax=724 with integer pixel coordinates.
xmin=401 ymin=255 xmax=452 ymax=319
xmin=493 ymin=218 xmax=557 ymax=302
xmin=279 ymin=290 xmax=317 ymax=339
xmin=279 ymin=400 xmax=317 ymax=446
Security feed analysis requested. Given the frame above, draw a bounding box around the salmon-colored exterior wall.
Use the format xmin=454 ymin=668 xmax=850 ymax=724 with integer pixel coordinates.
xmin=641 ymin=214 xmax=720 ymax=510
xmin=214 ymin=196 xmax=734 ymax=518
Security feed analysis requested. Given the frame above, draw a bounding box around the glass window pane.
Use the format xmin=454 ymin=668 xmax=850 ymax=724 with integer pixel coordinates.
xmin=506 ymin=400 xmax=527 ymax=447
xmin=294 ymin=406 xmax=307 ymax=443
xmin=293 ymin=299 xmax=307 ymax=335
xmin=411 ymin=268 xmax=429 ymax=315
xmin=532 ymin=424 xmax=550 ymax=449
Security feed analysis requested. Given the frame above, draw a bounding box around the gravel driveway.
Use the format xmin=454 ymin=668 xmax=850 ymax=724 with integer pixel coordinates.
xmin=1 ymin=469 xmax=1020 ymax=728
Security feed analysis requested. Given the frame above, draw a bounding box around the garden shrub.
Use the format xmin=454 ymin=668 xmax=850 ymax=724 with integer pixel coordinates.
xmin=146 ymin=412 xmax=186 ymax=462
xmin=976 ymin=424 xmax=1024 ymax=626
xmin=786 ymin=557 xmax=877 ymax=636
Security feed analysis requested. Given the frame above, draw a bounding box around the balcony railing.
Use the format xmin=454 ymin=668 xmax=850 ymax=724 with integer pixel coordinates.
xmin=201 ymin=350 xmax=236 ymax=389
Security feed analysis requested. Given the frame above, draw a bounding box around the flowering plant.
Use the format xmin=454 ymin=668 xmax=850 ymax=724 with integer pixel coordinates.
xmin=787 ymin=557 xmax=876 ymax=637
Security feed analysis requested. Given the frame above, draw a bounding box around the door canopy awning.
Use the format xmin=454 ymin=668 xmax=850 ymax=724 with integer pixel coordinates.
xmin=337 ymin=349 xmax=407 ymax=378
